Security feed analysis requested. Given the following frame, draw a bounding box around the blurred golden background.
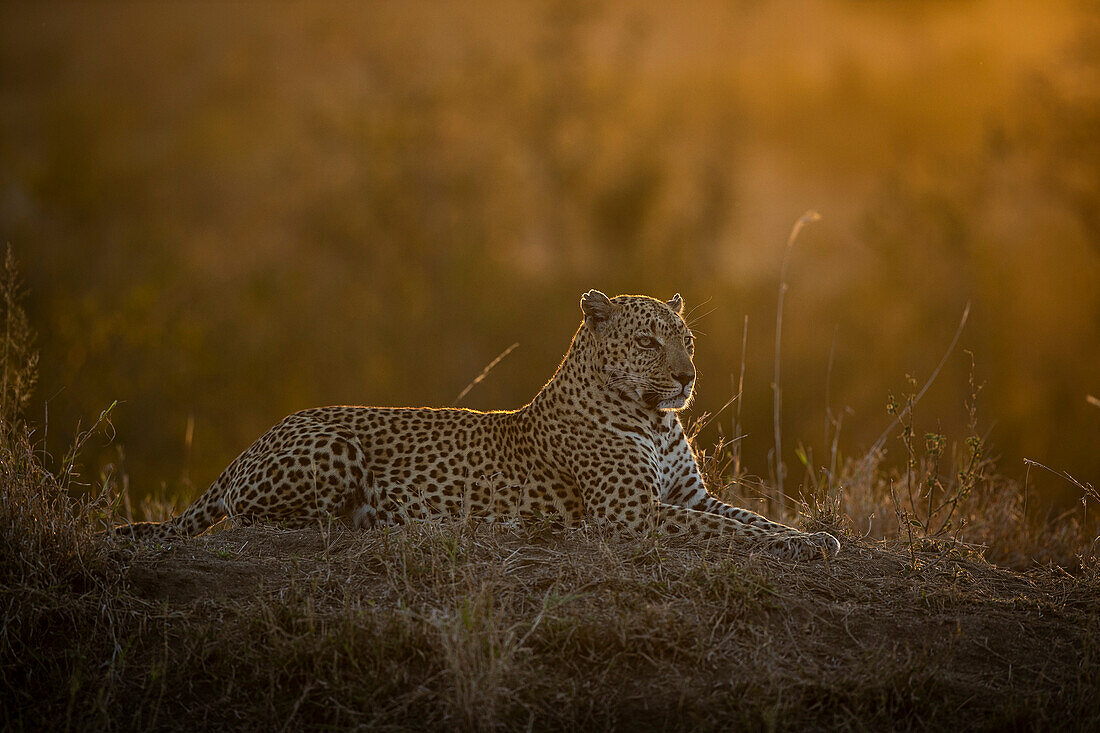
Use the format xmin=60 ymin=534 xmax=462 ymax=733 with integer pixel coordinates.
xmin=1 ymin=1 xmax=1097 ymax=510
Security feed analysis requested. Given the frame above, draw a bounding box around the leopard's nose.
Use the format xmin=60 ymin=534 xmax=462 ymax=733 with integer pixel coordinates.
xmin=674 ymin=370 xmax=695 ymax=387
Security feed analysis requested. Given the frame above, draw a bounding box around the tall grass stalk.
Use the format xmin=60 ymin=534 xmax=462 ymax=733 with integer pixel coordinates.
xmin=1 ymin=244 xmax=38 ymax=430
xmin=731 ymin=314 xmax=748 ymax=483
xmin=860 ymin=301 xmax=971 ymax=482
xmin=453 ymin=342 xmax=519 ymax=406
xmin=772 ymin=210 xmax=820 ymax=511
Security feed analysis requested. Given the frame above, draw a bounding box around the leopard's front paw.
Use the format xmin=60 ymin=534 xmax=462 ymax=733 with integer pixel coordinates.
xmin=810 ymin=531 xmax=840 ymax=559
xmin=764 ymin=531 xmax=840 ymax=561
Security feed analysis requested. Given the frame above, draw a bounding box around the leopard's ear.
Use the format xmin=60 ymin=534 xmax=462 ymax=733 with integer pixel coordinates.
xmin=580 ymin=290 xmax=615 ymax=324
xmin=667 ymin=293 xmax=684 ymax=316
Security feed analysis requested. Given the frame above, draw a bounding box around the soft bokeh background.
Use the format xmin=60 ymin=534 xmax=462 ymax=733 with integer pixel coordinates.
xmin=1 ymin=0 xmax=1097 ymax=511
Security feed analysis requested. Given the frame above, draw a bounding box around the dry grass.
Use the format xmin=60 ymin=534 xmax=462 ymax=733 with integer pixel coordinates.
xmin=699 ymin=439 xmax=1100 ymax=576
xmin=690 ymin=340 xmax=1100 ymax=577
xmin=4 ymin=517 xmax=1099 ymax=731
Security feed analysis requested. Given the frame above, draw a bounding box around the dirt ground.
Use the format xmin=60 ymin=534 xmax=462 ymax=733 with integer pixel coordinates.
xmin=102 ymin=524 xmax=1100 ymax=730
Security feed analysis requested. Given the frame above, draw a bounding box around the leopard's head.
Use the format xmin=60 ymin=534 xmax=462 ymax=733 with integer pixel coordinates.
xmin=580 ymin=290 xmax=696 ymax=411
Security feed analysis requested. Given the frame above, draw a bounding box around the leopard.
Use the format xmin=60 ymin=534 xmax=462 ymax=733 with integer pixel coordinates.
xmin=112 ymin=290 xmax=840 ymax=561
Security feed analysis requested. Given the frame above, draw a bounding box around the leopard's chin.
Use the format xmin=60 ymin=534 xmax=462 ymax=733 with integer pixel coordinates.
xmin=656 ymin=388 xmax=692 ymax=412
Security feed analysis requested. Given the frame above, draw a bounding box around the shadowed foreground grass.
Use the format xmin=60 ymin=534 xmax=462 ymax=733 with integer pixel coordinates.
xmin=4 ymin=473 xmax=1100 ymax=731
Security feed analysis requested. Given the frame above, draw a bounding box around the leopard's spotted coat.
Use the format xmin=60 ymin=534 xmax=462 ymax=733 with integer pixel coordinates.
xmin=114 ymin=291 xmax=840 ymax=561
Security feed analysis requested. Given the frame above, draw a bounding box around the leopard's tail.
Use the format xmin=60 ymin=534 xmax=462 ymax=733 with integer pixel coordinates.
xmin=109 ymin=471 xmax=231 ymax=542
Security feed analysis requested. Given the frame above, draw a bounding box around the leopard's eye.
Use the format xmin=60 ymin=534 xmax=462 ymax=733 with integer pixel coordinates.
xmin=636 ymin=335 xmax=659 ymax=349
xmin=684 ymin=333 xmax=695 ymax=349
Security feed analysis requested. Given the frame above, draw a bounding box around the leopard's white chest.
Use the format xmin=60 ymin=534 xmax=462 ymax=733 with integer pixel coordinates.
xmin=607 ymin=412 xmax=693 ymax=491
